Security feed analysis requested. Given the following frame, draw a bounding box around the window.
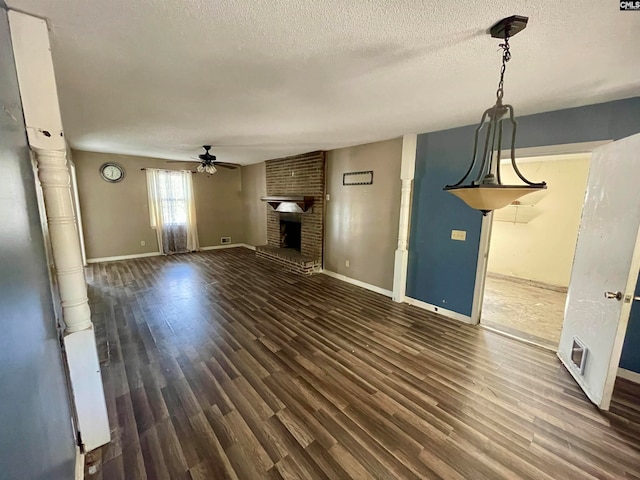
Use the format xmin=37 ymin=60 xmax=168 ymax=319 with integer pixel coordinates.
xmin=157 ymin=171 xmax=188 ymax=226
xmin=145 ymin=169 xmax=199 ymax=254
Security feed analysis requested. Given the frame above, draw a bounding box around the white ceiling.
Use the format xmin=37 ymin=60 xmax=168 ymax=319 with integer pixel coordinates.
xmin=7 ymin=0 xmax=640 ymax=165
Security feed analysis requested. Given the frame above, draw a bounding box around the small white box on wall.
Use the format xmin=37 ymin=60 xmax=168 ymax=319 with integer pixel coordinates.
xmin=451 ymin=230 xmax=467 ymax=241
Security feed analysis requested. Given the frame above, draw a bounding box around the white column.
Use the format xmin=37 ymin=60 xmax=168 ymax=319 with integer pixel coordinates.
xmin=393 ymin=134 xmax=417 ymax=302
xmin=34 ymin=148 xmax=92 ymax=332
xmin=9 ymin=11 xmax=110 ymax=452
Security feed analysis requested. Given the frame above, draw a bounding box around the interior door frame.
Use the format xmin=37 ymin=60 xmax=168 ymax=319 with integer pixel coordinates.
xmin=472 ymin=140 xmax=612 ymax=326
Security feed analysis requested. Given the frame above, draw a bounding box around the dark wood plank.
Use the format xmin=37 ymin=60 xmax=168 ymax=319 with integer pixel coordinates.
xmin=85 ymin=248 xmax=640 ymax=479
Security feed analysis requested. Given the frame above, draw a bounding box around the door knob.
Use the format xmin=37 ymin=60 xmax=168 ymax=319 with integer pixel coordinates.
xmin=604 ymin=291 xmax=623 ymax=300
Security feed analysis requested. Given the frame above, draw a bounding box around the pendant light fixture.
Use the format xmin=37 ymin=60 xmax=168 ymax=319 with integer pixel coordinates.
xmin=444 ymin=16 xmax=546 ymax=215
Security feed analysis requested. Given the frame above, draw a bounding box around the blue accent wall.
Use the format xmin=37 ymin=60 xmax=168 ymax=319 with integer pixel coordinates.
xmin=620 ymin=274 xmax=640 ymax=373
xmin=407 ymin=97 xmax=640 ymax=369
xmin=408 ymin=126 xmax=482 ymax=316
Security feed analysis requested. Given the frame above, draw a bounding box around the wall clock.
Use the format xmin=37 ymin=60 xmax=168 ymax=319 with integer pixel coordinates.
xmin=99 ymin=162 xmax=125 ymax=183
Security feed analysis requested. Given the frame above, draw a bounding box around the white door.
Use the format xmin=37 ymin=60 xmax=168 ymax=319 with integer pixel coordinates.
xmin=558 ymin=133 xmax=640 ymax=410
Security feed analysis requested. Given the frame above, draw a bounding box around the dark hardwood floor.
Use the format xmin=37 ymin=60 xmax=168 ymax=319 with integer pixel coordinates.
xmin=84 ymin=247 xmax=640 ymax=480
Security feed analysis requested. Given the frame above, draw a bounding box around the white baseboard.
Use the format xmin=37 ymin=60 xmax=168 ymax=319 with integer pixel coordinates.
xmin=618 ymin=368 xmax=640 ymax=384
xmin=481 ymin=325 xmax=555 ymax=351
xmin=201 ymin=243 xmax=256 ymax=251
xmin=201 ymin=243 xmax=245 ymax=251
xmin=487 ymin=272 xmax=568 ymax=293
xmin=321 ymin=270 xmax=393 ymax=298
xmin=86 ymin=251 xmax=160 ymax=263
xmin=404 ymin=296 xmax=474 ymax=324
xmin=75 ymin=447 xmax=84 ymax=480
xmin=88 ymin=244 xmax=256 ymax=263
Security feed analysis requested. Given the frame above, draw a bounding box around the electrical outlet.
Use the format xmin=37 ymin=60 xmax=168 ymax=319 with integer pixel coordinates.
xmin=140 ymin=240 xmax=145 ymax=246
xmin=345 ymin=260 xmax=350 ymax=268
xmin=326 ymin=193 xmax=331 ymax=201
xmin=221 ymin=236 xmax=231 ymax=244
xmin=451 ymin=230 xmax=467 ymax=241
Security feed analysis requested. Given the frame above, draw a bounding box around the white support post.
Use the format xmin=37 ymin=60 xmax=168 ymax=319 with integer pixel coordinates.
xmin=393 ymin=134 xmax=417 ymax=302
xmin=9 ymin=11 xmax=110 ymax=452
xmin=34 ymin=147 xmax=92 ymax=332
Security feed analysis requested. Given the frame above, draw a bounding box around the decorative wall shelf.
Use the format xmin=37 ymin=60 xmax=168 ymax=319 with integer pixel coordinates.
xmin=343 ymin=171 xmax=373 ymax=185
xmin=261 ymin=195 xmax=314 ymax=213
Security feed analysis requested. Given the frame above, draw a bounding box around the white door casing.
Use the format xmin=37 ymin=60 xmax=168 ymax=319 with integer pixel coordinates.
xmin=473 ymin=143 xmax=610 ymax=326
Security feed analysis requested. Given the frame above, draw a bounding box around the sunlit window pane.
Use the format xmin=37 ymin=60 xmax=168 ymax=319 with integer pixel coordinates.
xmin=158 ymin=172 xmax=188 ymax=226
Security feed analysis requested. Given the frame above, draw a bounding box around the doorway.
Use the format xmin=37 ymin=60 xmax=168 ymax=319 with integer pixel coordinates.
xmin=480 ymin=153 xmax=591 ymax=349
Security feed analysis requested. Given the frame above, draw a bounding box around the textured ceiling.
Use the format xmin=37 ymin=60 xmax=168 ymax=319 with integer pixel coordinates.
xmin=7 ymin=0 xmax=640 ymax=164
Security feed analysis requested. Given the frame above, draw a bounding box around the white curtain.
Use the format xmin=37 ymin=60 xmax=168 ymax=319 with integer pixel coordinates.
xmin=146 ymin=169 xmax=199 ymax=254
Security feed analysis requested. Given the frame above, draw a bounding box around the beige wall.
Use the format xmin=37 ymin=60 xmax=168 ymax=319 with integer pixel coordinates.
xmin=241 ymin=162 xmax=267 ymax=246
xmin=487 ymin=155 xmax=591 ymax=287
xmin=74 ymin=150 xmax=244 ymax=259
xmin=325 ymin=138 xmax=402 ymax=290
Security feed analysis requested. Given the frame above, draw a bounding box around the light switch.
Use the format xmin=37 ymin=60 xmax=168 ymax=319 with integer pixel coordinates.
xmin=451 ymin=230 xmax=466 ymax=241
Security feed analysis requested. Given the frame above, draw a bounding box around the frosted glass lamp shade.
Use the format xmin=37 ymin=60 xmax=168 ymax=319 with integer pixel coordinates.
xmin=197 ymin=164 xmax=217 ymax=174
xmin=444 ymin=185 xmax=546 ymax=214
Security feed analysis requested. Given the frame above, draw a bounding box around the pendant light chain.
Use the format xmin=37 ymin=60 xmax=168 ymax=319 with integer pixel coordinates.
xmin=443 ymin=16 xmax=547 ymax=215
xmin=496 ymin=36 xmax=511 ymax=101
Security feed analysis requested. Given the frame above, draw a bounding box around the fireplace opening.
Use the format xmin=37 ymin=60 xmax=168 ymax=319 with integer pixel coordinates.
xmin=280 ymin=214 xmax=301 ymax=251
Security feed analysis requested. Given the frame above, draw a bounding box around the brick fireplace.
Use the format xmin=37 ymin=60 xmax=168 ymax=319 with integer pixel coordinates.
xmin=256 ymin=151 xmax=325 ymax=274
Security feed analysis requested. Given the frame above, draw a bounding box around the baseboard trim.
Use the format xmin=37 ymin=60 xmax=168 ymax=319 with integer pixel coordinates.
xmin=481 ymin=325 xmax=555 ymax=352
xmin=487 ymin=272 xmax=568 ymax=293
xmin=75 ymin=447 xmax=85 ymax=480
xmin=201 ymin=243 xmax=245 ymax=251
xmin=86 ymin=251 xmax=161 ymax=263
xmin=86 ymin=244 xmax=256 ymax=263
xmin=404 ymin=296 xmax=474 ymax=325
xmin=321 ymin=270 xmax=393 ymax=298
xmin=618 ymin=368 xmax=640 ymax=384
